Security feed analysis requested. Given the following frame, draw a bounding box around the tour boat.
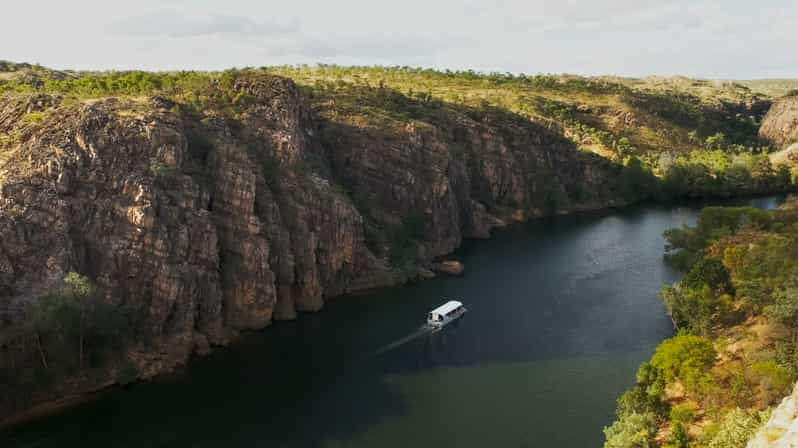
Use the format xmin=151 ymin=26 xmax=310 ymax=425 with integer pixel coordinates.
xmin=427 ymin=300 xmax=467 ymax=327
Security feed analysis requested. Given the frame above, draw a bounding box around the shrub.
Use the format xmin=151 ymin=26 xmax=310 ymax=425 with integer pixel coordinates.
xmin=19 ymin=112 xmax=46 ymax=124
xmin=669 ymin=403 xmax=696 ymax=425
xmin=705 ymin=408 xmax=769 ymax=448
xmin=749 ymin=361 xmax=794 ymax=404
xmin=659 ymin=285 xmax=731 ymax=335
xmin=665 ymin=422 xmax=689 ymax=448
xmin=651 ymin=334 xmax=717 ymax=395
xmin=149 ymin=159 xmax=175 ymax=178
xmin=603 ymin=412 xmax=657 ymax=448
xmin=765 ymin=278 xmax=798 ymax=329
xmin=682 ymin=258 xmax=733 ymax=294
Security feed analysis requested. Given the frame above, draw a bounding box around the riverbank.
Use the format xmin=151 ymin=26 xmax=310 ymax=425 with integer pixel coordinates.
xmin=603 ymin=198 xmax=798 ymax=447
xmin=1 ymin=64 xmax=797 ymax=432
xmin=3 ymin=194 xmax=796 ymax=430
xmin=2 ymin=196 xmax=790 ymax=447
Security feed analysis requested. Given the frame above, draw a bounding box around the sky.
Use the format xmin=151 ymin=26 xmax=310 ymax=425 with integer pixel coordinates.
xmin=2 ymin=0 xmax=796 ymax=79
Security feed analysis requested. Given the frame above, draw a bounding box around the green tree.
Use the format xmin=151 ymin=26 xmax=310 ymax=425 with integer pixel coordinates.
xmin=603 ymin=412 xmax=657 ymax=448
xmin=63 ymin=272 xmax=96 ymax=367
xmin=765 ymin=278 xmax=798 ymax=329
xmin=682 ymin=257 xmax=733 ymax=294
xmin=651 ymin=334 xmax=717 ymax=395
xmin=705 ymin=408 xmax=768 ymax=448
xmin=666 ymin=422 xmax=689 ymax=448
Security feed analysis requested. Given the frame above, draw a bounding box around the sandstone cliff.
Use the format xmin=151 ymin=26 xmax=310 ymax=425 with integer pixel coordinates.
xmin=748 ymin=383 xmax=798 ymax=448
xmin=760 ymin=95 xmax=798 ymax=149
xmin=0 ymin=73 xmax=624 ymax=420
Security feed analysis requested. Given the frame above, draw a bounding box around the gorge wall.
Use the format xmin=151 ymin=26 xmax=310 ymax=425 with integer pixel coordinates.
xmin=0 ymin=73 xmax=626 ymax=420
xmin=748 ymin=383 xmax=798 ymax=448
xmin=760 ymin=95 xmax=798 ymax=150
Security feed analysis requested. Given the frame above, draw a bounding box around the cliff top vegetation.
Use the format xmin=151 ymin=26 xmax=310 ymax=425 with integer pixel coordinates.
xmin=2 ymin=62 xmax=797 ymax=163
xmin=605 ymin=200 xmax=798 ymax=448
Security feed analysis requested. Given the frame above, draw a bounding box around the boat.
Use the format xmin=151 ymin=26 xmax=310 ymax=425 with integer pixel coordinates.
xmin=427 ymin=300 xmax=467 ymax=327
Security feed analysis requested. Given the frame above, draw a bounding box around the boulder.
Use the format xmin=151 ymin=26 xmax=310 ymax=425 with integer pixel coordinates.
xmin=435 ymin=260 xmax=464 ymax=276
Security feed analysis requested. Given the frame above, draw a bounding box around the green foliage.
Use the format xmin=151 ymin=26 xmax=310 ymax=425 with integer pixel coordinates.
xmin=775 ymin=336 xmax=798 ymax=378
xmin=658 ymin=151 xmax=792 ymax=200
xmin=682 ymin=257 xmax=733 ymax=294
xmin=664 ymin=207 xmax=772 ymax=272
xmin=669 ymin=403 xmax=696 ymax=425
xmin=651 ymin=334 xmax=717 ymax=394
xmin=704 ymin=408 xmax=769 ymax=448
xmin=665 ymin=422 xmax=689 ymax=448
xmin=603 ymin=412 xmax=658 ymax=448
xmin=149 ymin=159 xmax=175 ymax=178
xmin=619 ymin=157 xmax=659 ymax=202
xmin=615 ymin=363 xmax=668 ymax=424
xmin=749 ymin=361 xmax=794 ymax=402
xmin=610 ymin=204 xmax=798 ymax=446
xmin=4 ymin=271 xmax=135 ymax=403
xmin=19 ymin=111 xmax=46 ymax=124
xmin=659 ymin=284 xmax=734 ymax=335
xmin=765 ymin=277 xmax=798 ymax=328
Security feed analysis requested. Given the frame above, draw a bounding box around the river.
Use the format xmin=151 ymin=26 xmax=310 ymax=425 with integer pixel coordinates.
xmin=1 ymin=196 xmax=788 ymax=448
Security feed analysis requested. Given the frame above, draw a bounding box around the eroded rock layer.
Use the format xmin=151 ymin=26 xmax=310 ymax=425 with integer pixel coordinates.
xmin=0 ymin=74 xmax=623 ymax=419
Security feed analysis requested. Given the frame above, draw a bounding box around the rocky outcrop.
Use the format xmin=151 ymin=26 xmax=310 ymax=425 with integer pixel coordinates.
xmin=434 ymin=261 xmax=465 ymax=276
xmin=0 ymin=73 xmax=624 ymax=420
xmin=747 ymin=383 xmax=798 ymax=448
xmin=760 ymin=95 xmax=798 ymax=149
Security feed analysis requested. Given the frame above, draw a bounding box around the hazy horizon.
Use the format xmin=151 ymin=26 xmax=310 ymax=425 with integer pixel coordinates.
xmin=2 ymin=0 xmax=796 ymax=79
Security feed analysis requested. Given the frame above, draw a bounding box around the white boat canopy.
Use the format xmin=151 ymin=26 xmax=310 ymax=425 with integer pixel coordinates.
xmin=430 ymin=301 xmax=464 ymax=316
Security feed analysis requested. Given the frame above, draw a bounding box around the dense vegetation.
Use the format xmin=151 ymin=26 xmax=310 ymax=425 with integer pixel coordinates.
xmin=1 ymin=64 xmax=797 ymax=283
xmin=0 ymin=63 xmax=783 ymax=155
xmin=604 ymin=202 xmax=798 ymax=447
xmin=0 ymin=273 xmax=137 ymax=409
xmin=2 ymin=63 xmax=796 ymax=203
xmin=2 ymin=63 xmax=798 ymax=431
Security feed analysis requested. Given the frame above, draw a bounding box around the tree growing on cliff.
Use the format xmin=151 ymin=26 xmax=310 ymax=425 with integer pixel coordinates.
xmin=651 ymin=334 xmax=717 ymax=396
xmin=603 ymin=412 xmax=657 ymax=448
xmin=30 ymin=272 xmax=130 ymax=371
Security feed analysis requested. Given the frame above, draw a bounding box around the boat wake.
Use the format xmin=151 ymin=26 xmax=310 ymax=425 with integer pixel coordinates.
xmin=372 ymin=324 xmax=439 ymax=356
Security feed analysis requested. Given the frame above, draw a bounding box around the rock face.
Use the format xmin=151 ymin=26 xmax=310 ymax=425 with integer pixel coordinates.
xmin=760 ymin=95 xmax=798 ymax=149
xmin=747 ymin=383 xmax=798 ymax=448
xmin=0 ymin=74 xmax=624 ymax=420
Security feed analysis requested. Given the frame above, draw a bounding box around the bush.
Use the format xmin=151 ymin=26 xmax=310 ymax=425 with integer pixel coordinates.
xmin=765 ymin=278 xmax=798 ymax=329
xmin=660 ymin=285 xmax=731 ymax=335
xmin=749 ymin=360 xmax=794 ymax=404
xmin=705 ymin=408 xmax=769 ymax=448
xmin=669 ymin=403 xmax=696 ymax=425
xmin=682 ymin=257 xmax=733 ymax=294
xmin=665 ymin=422 xmax=689 ymax=448
xmin=651 ymin=334 xmax=717 ymax=395
xmin=603 ymin=412 xmax=658 ymax=448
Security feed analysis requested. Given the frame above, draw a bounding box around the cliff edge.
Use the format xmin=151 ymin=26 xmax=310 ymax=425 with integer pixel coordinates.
xmin=0 ymin=72 xmax=623 ymax=420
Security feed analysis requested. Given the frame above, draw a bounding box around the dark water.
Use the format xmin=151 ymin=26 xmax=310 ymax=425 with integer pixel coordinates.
xmin=2 ymin=196 xmax=788 ymax=448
